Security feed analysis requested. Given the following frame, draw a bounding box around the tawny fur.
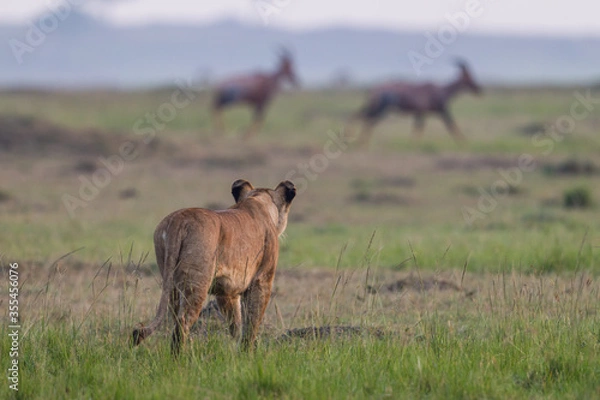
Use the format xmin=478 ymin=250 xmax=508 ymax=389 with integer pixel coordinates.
xmin=132 ymin=179 xmax=296 ymax=355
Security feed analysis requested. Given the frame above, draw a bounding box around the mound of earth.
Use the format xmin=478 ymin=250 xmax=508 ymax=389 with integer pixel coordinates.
xmin=278 ymin=325 xmax=386 ymax=341
xmin=0 ymin=115 xmax=171 ymax=157
xmin=368 ymin=274 xmax=474 ymax=296
xmin=194 ymin=301 xmax=389 ymax=341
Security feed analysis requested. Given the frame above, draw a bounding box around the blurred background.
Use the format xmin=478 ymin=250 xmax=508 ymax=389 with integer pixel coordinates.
xmin=1 ymin=0 xmax=598 ymax=271
xmin=1 ymin=0 xmax=599 ymax=88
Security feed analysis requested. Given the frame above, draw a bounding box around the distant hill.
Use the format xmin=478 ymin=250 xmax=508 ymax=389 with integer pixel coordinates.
xmin=1 ymin=11 xmax=599 ymax=88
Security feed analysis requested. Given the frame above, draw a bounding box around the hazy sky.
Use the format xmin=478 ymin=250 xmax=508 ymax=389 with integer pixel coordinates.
xmin=1 ymin=0 xmax=599 ymax=36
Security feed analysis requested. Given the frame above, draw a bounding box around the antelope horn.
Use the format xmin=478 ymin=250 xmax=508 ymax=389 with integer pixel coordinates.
xmin=454 ymin=58 xmax=468 ymax=70
xmin=276 ymin=45 xmax=291 ymax=58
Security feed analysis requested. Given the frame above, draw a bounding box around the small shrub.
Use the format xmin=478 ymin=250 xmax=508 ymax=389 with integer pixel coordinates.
xmin=517 ymin=121 xmax=546 ymax=136
xmin=118 ymin=187 xmax=138 ymax=199
xmin=0 ymin=189 xmax=11 ymax=203
xmin=74 ymin=159 xmax=97 ymax=173
xmin=563 ymin=187 xmax=592 ymax=209
xmin=544 ymin=158 xmax=598 ymax=176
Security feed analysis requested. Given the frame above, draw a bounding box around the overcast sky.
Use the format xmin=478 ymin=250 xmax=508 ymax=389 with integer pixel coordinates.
xmin=1 ymin=0 xmax=599 ymax=36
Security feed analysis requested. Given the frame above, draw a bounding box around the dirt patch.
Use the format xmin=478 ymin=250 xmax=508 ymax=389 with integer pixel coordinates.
xmin=348 ymin=177 xmax=415 ymax=206
xmin=543 ymin=159 xmax=599 ymax=176
xmin=435 ymin=155 xmax=516 ymax=171
xmin=0 ymin=115 xmax=175 ymax=159
xmin=458 ymin=183 xmax=522 ymax=197
xmin=377 ymin=176 xmax=416 ymax=188
xmin=0 ymin=115 xmax=120 ymax=155
xmin=200 ymin=152 xmax=268 ymax=170
xmin=166 ymin=148 xmax=268 ymax=170
xmin=349 ymin=191 xmax=412 ymax=206
xmin=369 ymin=274 xmax=474 ymax=296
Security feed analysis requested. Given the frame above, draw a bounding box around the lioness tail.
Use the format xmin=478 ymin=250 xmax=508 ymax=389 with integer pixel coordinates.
xmin=132 ymin=225 xmax=182 ymax=346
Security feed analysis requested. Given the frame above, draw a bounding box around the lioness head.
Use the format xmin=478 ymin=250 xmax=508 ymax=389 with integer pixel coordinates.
xmin=231 ymin=179 xmax=296 ymax=236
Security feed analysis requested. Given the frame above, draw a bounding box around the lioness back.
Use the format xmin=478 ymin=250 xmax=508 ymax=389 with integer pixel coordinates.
xmin=155 ymin=207 xmax=276 ymax=289
xmin=133 ymin=179 xmax=296 ymax=355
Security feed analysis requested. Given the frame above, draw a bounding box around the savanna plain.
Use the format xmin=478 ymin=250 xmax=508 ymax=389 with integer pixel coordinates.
xmin=1 ymin=86 xmax=600 ymax=399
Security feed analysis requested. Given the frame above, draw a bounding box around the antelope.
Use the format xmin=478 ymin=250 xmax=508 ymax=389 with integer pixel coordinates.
xmin=351 ymin=61 xmax=482 ymax=146
xmin=212 ymin=49 xmax=298 ymax=139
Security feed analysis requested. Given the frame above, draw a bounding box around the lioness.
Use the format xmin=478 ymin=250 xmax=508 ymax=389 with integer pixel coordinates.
xmin=132 ymin=179 xmax=296 ymax=354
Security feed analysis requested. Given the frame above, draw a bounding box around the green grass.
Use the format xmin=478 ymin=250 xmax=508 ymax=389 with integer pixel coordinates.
xmin=283 ymin=222 xmax=596 ymax=273
xmin=1 ymin=217 xmax=595 ymax=274
xmin=3 ymin=299 xmax=598 ymax=399
xmin=2 ymin=86 xmax=600 ymax=398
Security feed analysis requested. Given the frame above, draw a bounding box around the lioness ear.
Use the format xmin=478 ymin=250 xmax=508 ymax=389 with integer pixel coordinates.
xmin=231 ymin=179 xmax=254 ymax=203
xmin=275 ymin=180 xmax=296 ymax=203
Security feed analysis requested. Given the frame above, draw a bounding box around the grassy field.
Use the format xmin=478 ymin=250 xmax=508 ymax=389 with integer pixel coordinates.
xmin=1 ymin=86 xmax=600 ymax=398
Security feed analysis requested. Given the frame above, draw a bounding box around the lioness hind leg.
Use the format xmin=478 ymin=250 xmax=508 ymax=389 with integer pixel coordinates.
xmin=216 ymin=295 xmax=242 ymax=339
xmin=171 ymin=281 xmax=210 ymax=356
xmin=170 ymin=287 xmax=180 ymax=322
xmin=241 ymin=277 xmax=274 ymax=351
xmin=133 ymin=279 xmax=182 ymax=348
xmin=132 ymin=327 xmax=148 ymax=346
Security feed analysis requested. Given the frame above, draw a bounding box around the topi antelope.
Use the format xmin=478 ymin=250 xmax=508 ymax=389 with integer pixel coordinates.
xmin=212 ymin=48 xmax=299 ymax=139
xmin=351 ymin=61 xmax=482 ymax=146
